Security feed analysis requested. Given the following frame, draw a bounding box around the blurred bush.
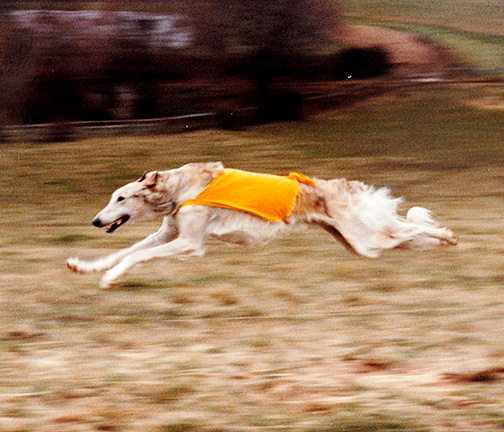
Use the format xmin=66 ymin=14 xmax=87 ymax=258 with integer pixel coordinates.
xmin=331 ymin=46 xmax=393 ymax=80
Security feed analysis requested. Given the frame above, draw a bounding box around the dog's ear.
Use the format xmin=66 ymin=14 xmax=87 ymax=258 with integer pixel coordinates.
xmin=197 ymin=162 xmax=224 ymax=185
xmin=143 ymin=171 xmax=159 ymax=189
xmin=137 ymin=171 xmax=148 ymax=182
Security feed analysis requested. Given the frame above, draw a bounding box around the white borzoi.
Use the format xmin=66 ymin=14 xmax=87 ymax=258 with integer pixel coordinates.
xmin=67 ymin=162 xmax=457 ymax=288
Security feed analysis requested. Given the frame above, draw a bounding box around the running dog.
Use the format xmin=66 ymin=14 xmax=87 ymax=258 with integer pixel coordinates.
xmin=67 ymin=162 xmax=457 ymax=288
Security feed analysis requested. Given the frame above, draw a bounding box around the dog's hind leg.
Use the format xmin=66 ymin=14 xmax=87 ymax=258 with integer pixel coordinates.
xmin=308 ymin=208 xmax=456 ymax=258
xmin=312 ymin=220 xmax=359 ymax=255
xmin=396 ymin=207 xmax=458 ymax=248
xmin=67 ymin=217 xmax=178 ymax=274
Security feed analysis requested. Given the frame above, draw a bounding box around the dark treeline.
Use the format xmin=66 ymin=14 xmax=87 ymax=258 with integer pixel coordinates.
xmin=0 ymin=1 xmax=392 ymax=127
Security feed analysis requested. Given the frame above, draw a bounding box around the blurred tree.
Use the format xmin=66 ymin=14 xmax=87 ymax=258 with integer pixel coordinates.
xmin=0 ymin=22 xmax=36 ymax=125
xmin=0 ymin=1 xmax=344 ymax=126
xmin=187 ymin=0 xmax=341 ymax=58
xmin=185 ymin=0 xmax=342 ymax=121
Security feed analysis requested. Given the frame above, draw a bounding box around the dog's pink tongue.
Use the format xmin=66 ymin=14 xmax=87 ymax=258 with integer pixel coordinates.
xmin=107 ymin=220 xmax=121 ymax=233
xmin=106 ymin=215 xmax=130 ymax=233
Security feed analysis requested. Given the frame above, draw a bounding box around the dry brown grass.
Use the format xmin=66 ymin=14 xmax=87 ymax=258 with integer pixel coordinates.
xmin=1 ymin=85 xmax=504 ymax=431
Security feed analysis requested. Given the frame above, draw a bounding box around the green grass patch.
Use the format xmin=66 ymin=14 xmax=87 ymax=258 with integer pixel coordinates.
xmin=53 ymin=233 xmax=97 ymax=245
xmin=344 ymin=0 xmax=504 ymax=36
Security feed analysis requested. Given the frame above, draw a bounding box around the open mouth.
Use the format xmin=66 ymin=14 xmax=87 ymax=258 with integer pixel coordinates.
xmin=106 ymin=215 xmax=130 ymax=233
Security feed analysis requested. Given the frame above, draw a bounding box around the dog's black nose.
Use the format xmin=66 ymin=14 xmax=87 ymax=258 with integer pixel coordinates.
xmin=92 ymin=218 xmax=102 ymax=227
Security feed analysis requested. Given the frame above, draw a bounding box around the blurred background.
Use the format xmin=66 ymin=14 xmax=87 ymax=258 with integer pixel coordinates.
xmin=5 ymin=0 xmax=502 ymax=139
xmin=0 ymin=0 xmax=343 ymax=128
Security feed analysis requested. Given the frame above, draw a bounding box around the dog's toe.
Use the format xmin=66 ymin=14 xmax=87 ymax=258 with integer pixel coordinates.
xmin=66 ymin=258 xmax=81 ymax=272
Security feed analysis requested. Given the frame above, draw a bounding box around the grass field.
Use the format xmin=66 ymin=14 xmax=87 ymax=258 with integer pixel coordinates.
xmin=1 ymin=84 xmax=504 ymax=431
xmin=344 ymin=0 xmax=504 ymax=36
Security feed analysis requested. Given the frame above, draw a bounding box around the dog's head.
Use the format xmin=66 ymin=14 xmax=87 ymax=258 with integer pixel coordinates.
xmin=92 ymin=162 xmax=224 ymax=233
xmin=91 ymin=171 xmax=164 ymax=233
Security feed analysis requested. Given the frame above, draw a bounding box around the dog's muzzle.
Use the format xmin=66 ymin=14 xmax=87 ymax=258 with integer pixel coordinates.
xmin=92 ymin=215 xmax=130 ymax=233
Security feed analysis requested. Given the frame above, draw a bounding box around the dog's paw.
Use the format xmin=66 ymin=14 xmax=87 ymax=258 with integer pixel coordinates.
xmin=66 ymin=257 xmax=83 ymax=273
xmin=445 ymin=229 xmax=458 ymax=246
xmin=66 ymin=257 xmax=99 ymax=274
xmin=100 ymin=273 xmax=118 ymax=290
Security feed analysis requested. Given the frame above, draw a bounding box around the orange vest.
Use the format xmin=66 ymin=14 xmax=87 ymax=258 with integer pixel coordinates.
xmin=179 ymin=169 xmax=314 ymax=223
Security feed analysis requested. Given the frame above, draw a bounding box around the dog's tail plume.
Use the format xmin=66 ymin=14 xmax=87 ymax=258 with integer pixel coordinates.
xmin=406 ymin=206 xmax=439 ymax=227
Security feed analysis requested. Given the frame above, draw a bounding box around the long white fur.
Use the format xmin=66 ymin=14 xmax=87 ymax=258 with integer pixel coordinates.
xmin=67 ymin=162 xmax=457 ymax=288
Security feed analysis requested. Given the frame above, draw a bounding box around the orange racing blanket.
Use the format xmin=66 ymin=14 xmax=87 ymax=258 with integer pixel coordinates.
xmin=179 ymin=168 xmax=314 ymax=223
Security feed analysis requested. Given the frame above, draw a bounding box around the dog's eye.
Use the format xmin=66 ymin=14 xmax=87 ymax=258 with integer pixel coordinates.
xmin=117 ymin=196 xmax=125 ymax=202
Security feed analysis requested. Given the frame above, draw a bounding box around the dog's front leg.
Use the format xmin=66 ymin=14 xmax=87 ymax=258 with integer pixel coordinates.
xmin=100 ymin=237 xmax=205 ymax=289
xmin=67 ymin=217 xmax=178 ymax=274
xmin=99 ymin=208 xmax=208 ymax=289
